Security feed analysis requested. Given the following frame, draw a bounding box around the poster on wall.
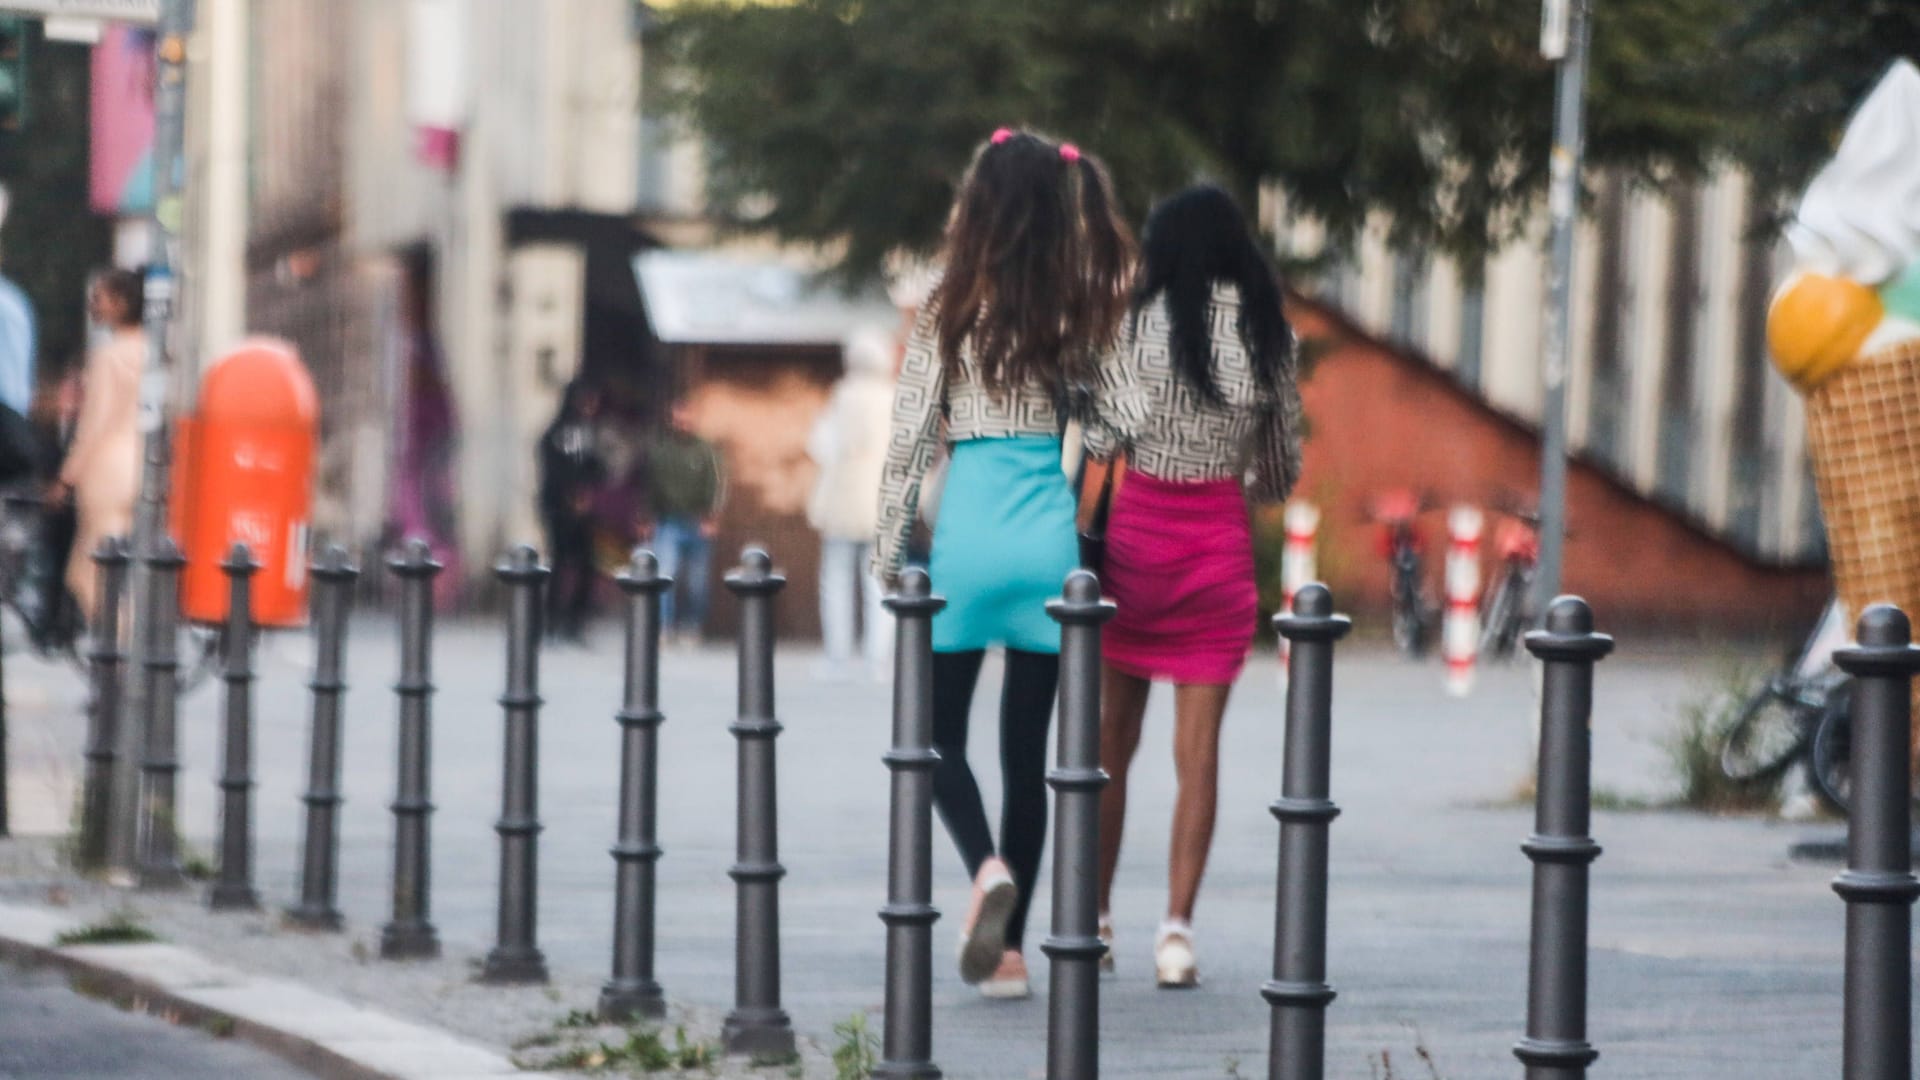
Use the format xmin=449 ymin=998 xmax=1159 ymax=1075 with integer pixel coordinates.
xmin=88 ymin=23 xmax=156 ymax=216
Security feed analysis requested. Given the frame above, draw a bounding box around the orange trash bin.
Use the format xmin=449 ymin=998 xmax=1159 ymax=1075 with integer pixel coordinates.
xmin=176 ymin=339 xmax=318 ymax=627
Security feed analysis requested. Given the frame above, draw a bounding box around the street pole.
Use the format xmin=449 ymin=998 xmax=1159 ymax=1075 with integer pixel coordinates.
xmin=1533 ymin=0 xmax=1590 ymax=615
xmin=109 ymin=0 xmax=194 ymax=884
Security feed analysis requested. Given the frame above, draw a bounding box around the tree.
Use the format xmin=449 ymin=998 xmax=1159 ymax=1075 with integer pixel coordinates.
xmin=1721 ymin=0 xmax=1920 ymax=204
xmin=0 ymin=32 xmax=111 ymax=379
xmin=659 ymin=0 xmax=1733 ymax=280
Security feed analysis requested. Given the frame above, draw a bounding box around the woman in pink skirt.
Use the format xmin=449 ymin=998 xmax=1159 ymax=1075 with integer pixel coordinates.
xmin=1084 ymin=185 xmax=1302 ymax=988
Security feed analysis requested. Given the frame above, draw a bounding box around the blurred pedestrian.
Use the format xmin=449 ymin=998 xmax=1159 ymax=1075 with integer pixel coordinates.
xmin=538 ymin=379 xmax=609 ymax=643
xmin=872 ymin=127 xmax=1134 ymax=999
xmin=56 ymin=268 xmax=145 ymax=620
xmin=1085 ymin=185 xmax=1302 ymax=988
xmin=647 ymin=401 xmax=724 ymax=643
xmin=389 ymin=246 xmax=462 ymax=609
xmin=807 ymin=325 xmax=897 ymax=680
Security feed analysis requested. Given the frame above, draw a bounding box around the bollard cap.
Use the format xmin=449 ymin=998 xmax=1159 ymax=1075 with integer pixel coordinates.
xmin=1835 ymin=604 xmax=1920 ymax=677
xmin=882 ymin=566 xmax=947 ymax=617
xmin=1273 ymin=582 xmax=1352 ymax=643
xmin=1046 ymin=568 xmax=1117 ymax=626
xmin=724 ymin=546 xmax=787 ymax=595
xmin=311 ymin=543 xmax=361 ymax=583
xmin=91 ymin=534 xmax=131 ymax=567
xmin=493 ymin=543 xmax=551 ymax=584
xmin=617 ymin=548 xmax=673 ymax=596
xmin=1523 ymin=595 xmax=1613 ymax=662
xmin=221 ymin=541 xmax=259 ymax=576
xmin=387 ymin=536 xmax=444 ymax=579
xmin=146 ymin=534 xmax=188 ymax=570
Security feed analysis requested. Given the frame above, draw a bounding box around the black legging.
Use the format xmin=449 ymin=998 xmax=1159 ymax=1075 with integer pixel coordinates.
xmin=931 ymin=647 xmax=1059 ymax=951
xmin=543 ymin=513 xmax=595 ymax=639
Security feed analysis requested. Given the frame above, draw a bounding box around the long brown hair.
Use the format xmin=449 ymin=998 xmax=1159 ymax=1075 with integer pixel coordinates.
xmin=931 ymin=130 xmax=1134 ymax=397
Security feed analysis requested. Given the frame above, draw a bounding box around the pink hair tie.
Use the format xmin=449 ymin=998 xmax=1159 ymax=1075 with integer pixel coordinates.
xmin=990 ymin=127 xmax=1014 ymax=145
xmin=1059 ymin=143 xmax=1081 ymax=163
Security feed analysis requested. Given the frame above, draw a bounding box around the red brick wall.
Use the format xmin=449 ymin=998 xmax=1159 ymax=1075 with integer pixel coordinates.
xmin=1288 ymin=300 xmax=1829 ymax=635
xmin=680 ymin=345 xmax=840 ymax=640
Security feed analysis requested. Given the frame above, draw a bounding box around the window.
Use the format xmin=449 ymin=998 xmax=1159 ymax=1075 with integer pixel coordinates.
xmin=1389 ymin=252 xmax=1427 ymax=348
xmin=1456 ymin=265 xmax=1486 ymax=390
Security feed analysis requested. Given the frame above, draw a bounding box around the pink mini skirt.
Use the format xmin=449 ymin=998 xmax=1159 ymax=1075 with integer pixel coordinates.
xmin=1100 ymin=470 xmax=1258 ymax=685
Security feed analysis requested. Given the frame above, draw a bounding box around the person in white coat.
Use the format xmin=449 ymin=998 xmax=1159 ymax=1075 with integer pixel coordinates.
xmin=808 ymin=325 xmax=898 ymax=679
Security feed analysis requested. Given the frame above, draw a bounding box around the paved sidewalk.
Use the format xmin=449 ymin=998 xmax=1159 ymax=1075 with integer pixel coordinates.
xmin=0 ymin=613 xmax=1894 ymax=1078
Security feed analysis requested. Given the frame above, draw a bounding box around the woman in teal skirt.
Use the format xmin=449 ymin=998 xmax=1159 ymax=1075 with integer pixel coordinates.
xmin=873 ymin=127 xmax=1133 ymax=998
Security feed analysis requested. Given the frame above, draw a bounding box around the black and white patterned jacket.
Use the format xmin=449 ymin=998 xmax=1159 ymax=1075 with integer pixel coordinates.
xmin=1083 ymin=283 xmax=1303 ymax=501
xmin=871 ymin=303 xmax=1086 ymax=580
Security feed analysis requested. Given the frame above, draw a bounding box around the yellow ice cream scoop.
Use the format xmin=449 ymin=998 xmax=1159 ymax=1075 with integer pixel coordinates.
xmin=1768 ymin=272 xmax=1884 ymax=391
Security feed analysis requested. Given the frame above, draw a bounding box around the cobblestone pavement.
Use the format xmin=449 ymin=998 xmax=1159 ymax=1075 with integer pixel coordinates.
xmin=0 ymin=609 xmax=1893 ymax=1079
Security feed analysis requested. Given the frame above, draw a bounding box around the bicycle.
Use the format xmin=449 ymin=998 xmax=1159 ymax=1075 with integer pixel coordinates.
xmin=1718 ymin=597 xmax=1855 ymax=815
xmin=1478 ymin=510 xmax=1539 ymax=663
xmin=1368 ymin=490 xmax=1435 ymax=659
xmin=0 ymin=490 xmax=224 ymax=691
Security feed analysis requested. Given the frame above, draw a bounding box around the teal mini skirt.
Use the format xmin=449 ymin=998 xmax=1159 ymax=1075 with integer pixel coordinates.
xmin=928 ymin=435 xmax=1078 ymax=655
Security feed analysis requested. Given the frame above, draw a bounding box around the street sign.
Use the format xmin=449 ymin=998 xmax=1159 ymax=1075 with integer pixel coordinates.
xmin=0 ymin=0 xmax=156 ymax=23
xmin=1541 ymin=0 xmax=1569 ymax=60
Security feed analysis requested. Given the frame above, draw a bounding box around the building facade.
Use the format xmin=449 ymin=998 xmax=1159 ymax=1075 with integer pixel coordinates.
xmin=1288 ymin=168 xmax=1818 ymax=568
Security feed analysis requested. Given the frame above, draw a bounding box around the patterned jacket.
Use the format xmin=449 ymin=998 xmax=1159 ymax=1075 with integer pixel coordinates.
xmin=1083 ymin=283 xmax=1303 ymax=501
xmin=872 ymin=303 xmax=1082 ymax=580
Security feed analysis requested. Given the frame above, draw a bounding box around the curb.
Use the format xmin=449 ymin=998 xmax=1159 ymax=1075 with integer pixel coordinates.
xmin=0 ymin=900 xmax=522 ymax=1080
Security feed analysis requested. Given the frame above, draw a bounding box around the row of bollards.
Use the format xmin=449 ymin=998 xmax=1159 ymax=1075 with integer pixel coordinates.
xmin=288 ymin=546 xmax=356 ymax=929
xmin=87 ymin=534 xmax=1914 ymax=1079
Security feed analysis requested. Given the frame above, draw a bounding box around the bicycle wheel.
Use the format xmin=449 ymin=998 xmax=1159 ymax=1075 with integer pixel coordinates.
xmin=1719 ymin=681 xmax=1815 ymax=782
xmin=1808 ymin=681 xmax=1853 ymax=817
xmin=176 ymin=624 xmax=227 ymax=694
xmin=1479 ymin=574 xmax=1522 ymax=660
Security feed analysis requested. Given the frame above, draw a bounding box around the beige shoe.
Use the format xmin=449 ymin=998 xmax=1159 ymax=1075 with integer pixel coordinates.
xmin=1155 ymin=922 xmax=1199 ymax=989
xmin=1097 ymin=914 xmax=1115 ymax=975
xmin=957 ymin=860 xmax=1018 ymax=985
xmin=978 ymin=950 xmax=1031 ymax=1000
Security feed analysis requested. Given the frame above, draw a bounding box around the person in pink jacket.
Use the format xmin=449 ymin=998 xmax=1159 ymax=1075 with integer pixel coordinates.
xmin=54 ymin=269 xmax=145 ymax=618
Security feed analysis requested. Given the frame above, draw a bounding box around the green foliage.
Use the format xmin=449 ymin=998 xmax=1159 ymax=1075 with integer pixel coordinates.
xmin=55 ymin=911 xmax=160 ymax=946
xmin=831 ymin=1011 xmax=877 ymax=1080
xmin=514 ymin=1017 xmax=716 ymax=1073
xmin=1720 ymin=0 xmax=1920 ymax=205
xmin=0 ymin=33 xmax=109 ymax=383
xmin=1661 ymin=671 xmax=1784 ymax=814
xmin=661 ymin=0 xmax=1733 ymax=280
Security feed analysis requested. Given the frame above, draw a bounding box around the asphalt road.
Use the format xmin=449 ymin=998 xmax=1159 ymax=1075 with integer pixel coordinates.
xmin=0 ymin=961 xmax=319 ymax=1079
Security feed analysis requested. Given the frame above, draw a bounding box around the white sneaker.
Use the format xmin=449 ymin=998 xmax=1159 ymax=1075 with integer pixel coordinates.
xmin=978 ymin=950 xmax=1031 ymax=1000
xmin=1154 ymin=921 xmax=1199 ymax=989
xmin=957 ymin=862 xmax=1018 ymax=985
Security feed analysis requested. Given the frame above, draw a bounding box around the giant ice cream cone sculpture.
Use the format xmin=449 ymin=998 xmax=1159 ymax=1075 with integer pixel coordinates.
xmin=1771 ymin=59 xmax=1920 ymax=761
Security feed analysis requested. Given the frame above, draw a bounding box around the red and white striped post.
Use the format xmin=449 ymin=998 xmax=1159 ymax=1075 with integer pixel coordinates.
xmin=1278 ymin=502 xmax=1321 ymax=685
xmin=1443 ymin=506 xmax=1484 ymax=697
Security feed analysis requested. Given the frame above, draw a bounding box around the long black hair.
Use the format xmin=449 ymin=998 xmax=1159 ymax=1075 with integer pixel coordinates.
xmin=1134 ymin=185 xmax=1290 ymax=403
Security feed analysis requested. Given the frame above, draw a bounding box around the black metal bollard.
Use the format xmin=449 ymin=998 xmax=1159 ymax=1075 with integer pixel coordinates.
xmin=1513 ymin=597 xmax=1612 ymax=1080
xmin=1831 ymin=605 xmax=1920 ymax=1080
xmin=382 ymin=539 xmax=442 ymax=959
xmin=483 ymin=545 xmax=550 ymax=984
xmin=874 ymin=568 xmax=946 ymax=1080
xmin=721 ymin=548 xmax=795 ymax=1058
xmin=1265 ymin=583 xmax=1351 ymax=1080
xmin=288 ymin=545 xmax=359 ymax=930
xmin=1043 ymin=570 xmax=1116 ymax=1080
xmin=136 ymin=537 xmax=187 ymax=889
xmin=208 ymin=544 xmax=260 ymax=911
xmin=78 ymin=537 xmax=131 ymax=872
xmin=599 ymin=550 xmax=670 ymax=1021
